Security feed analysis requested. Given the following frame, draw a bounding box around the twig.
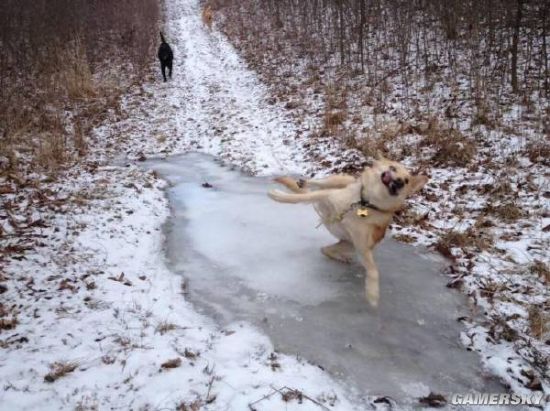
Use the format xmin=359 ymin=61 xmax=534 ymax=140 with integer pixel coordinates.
xmin=248 ymin=385 xmax=331 ymax=411
xmin=272 ymin=385 xmax=331 ymax=410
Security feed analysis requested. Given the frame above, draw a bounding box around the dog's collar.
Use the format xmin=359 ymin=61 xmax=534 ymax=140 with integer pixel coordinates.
xmin=323 ymin=183 xmax=390 ymax=224
xmin=358 ymin=185 xmax=383 ymax=212
xmin=350 ymin=184 xmax=391 ymax=217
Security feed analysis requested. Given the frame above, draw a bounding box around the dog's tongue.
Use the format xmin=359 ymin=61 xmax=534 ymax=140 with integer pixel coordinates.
xmin=382 ymin=171 xmax=393 ymax=185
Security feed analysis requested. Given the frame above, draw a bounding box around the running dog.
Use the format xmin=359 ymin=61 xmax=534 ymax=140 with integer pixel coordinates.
xmin=268 ymin=153 xmax=429 ymax=307
xmin=158 ymin=32 xmax=173 ymax=82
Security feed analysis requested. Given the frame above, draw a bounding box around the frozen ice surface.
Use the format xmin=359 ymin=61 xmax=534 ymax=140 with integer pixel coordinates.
xmin=146 ymin=153 xmax=505 ymax=401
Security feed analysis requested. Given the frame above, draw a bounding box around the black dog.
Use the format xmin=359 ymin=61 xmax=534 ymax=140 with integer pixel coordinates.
xmin=158 ymin=32 xmax=173 ymax=82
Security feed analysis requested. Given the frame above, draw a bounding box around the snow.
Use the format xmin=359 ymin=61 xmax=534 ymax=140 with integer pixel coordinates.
xmin=1 ymin=0 xmax=548 ymax=409
xmin=116 ymin=0 xmax=309 ymax=177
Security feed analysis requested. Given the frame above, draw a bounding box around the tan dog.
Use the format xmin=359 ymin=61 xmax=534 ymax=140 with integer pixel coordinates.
xmin=268 ymin=153 xmax=429 ymax=307
xmin=202 ymin=5 xmax=213 ymax=29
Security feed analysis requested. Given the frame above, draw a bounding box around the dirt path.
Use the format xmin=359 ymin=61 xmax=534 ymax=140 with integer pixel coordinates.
xmin=120 ymin=0 xmax=308 ymax=176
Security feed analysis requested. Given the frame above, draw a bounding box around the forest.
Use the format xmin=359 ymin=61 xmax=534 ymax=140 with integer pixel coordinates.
xmin=0 ymin=0 xmax=159 ymax=175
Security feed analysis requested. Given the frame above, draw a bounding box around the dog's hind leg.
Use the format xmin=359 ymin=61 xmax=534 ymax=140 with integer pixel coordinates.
xmin=168 ymin=61 xmax=173 ymax=79
xmin=321 ymin=240 xmax=354 ymax=264
xmin=161 ymin=62 xmax=167 ymax=82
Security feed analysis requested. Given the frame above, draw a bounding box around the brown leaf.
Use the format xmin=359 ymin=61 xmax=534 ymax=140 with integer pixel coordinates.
xmin=419 ymin=392 xmax=447 ymax=408
xmin=161 ymin=357 xmax=182 ymax=369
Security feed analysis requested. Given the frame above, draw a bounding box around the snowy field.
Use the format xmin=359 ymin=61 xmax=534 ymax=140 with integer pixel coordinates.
xmin=0 ymin=0 xmax=547 ymax=410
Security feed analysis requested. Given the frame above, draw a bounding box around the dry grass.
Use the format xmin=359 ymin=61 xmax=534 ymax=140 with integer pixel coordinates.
xmin=472 ymin=101 xmax=497 ymax=129
xmin=321 ymin=83 xmax=348 ymax=136
xmin=438 ymin=230 xmax=471 ymax=248
xmin=340 ymin=126 xmax=393 ymax=161
xmin=525 ymin=141 xmax=550 ymax=165
xmin=202 ymin=5 xmax=213 ymax=29
xmin=528 ymin=305 xmax=549 ymax=340
xmin=530 ymin=260 xmax=549 ymax=284
xmin=75 ymin=399 xmax=99 ymax=411
xmin=74 ymin=118 xmax=88 ymax=157
xmin=323 ymin=110 xmax=347 ymax=135
xmin=63 ymin=39 xmax=96 ymax=100
xmin=484 ymin=201 xmax=524 ymax=222
xmin=393 ymin=233 xmax=416 ymax=243
xmin=324 ymin=84 xmax=348 ymax=110
xmin=436 ymin=227 xmax=493 ymax=257
xmin=44 ymin=361 xmax=78 ymax=382
xmin=156 ymin=321 xmax=177 ymax=335
xmin=421 ymin=123 xmax=477 ymax=167
xmin=0 ymin=0 xmax=159 ymax=179
xmin=177 ymin=399 xmax=203 ymax=411
xmin=0 ymin=317 xmax=18 ymax=331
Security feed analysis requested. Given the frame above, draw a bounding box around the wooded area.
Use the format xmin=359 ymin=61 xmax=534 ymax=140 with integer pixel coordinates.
xmin=0 ymin=0 xmax=159 ymax=174
xmin=215 ymin=0 xmax=548 ymax=96
xmin=213 ymin=0 xmax=549 ymax=162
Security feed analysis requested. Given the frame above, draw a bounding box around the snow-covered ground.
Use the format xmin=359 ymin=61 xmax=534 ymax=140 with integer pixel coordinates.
xmin=115 ymin=0 xmax=311 ymax=177
xmin=0 ymin=0 xmax=370 ymax=410
xmin=0 ymin=0 xmax=547 ymax=410
xmin=0 ymin=166 xmax=366 ymax=411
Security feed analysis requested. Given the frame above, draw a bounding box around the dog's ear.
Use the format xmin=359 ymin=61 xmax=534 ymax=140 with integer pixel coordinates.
xmin=409 ymin=174 xmax=429 ymax=193
xmin=375 ymin=150 xmax=389 ymax=161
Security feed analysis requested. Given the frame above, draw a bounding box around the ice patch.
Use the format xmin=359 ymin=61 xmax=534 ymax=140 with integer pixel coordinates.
xmin=146 ymin=153 xmax=508 ymax=401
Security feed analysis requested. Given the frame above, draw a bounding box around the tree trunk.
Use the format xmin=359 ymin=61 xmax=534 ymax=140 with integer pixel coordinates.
xmin=511 ymin=0 xmax=523 ymax=93
xmin=338 ymin=0 xmax=345 ymax=66
xmin=541 ymin=2 xmax=549 ymax=96
xmin=359 ymin=0 xmax=366 ymax=73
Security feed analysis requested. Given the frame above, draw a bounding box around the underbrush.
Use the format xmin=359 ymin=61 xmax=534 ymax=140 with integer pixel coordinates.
xmin=0 ymin=0 xmax=160 ymax=178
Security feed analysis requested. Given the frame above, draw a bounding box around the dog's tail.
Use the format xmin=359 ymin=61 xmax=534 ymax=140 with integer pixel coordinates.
xmin=268 ymin=188 xmax=331 ymax=204
xmin=160 ymin=32 xmax=166 ymax=43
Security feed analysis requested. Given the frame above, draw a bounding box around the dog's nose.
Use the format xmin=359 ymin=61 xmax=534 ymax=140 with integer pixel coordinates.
xmin=394 ymin=178 xmax=404 ymax=189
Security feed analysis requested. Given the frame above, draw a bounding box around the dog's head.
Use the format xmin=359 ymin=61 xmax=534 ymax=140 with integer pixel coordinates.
xmin=361 ymin=152 xmax=429 ymax=211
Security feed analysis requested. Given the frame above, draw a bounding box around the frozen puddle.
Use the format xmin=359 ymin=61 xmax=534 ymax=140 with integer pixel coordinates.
xmin=146 ymin=153 xmax=501 ymax=401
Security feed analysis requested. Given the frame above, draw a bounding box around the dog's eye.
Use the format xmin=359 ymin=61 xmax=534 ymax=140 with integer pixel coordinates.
xmin=405 ymin=178 xmax=409 ymax=184
xmin=389 ymin=166 xmax=397 ymax=172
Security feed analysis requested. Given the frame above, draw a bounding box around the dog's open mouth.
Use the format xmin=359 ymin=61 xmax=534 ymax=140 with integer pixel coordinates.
xmin=381 ymin=171 xmax=404 ymax=196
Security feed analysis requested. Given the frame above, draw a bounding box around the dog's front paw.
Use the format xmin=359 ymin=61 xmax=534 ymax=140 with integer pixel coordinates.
xmin=267 ymin=189 xmax=279 ymax=200
xmin=267 ymin=189 xmax=287 ymax=202
xmin=273 ymin=176 xmax=290 ymax=185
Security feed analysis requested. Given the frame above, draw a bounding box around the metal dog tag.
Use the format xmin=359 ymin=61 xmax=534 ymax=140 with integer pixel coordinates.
xmin=356 ymin=208 xmax=369 ymax=217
